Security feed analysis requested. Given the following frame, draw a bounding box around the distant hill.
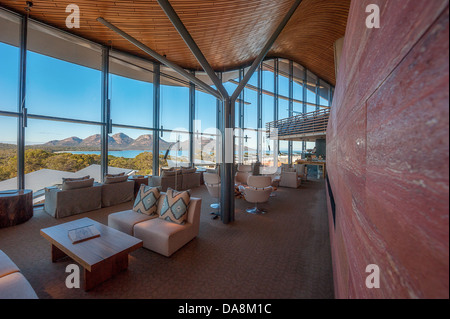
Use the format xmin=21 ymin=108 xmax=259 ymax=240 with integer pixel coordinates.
xmin=41 ymin=133 xmax=181 ymax=151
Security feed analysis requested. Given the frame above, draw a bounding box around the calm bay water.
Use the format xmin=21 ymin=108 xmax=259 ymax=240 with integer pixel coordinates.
xmin=66 ymin=149 xmax=294 ymax=158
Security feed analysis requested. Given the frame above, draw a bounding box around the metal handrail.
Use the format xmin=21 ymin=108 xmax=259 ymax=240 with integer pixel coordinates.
xmin=266 ymin=109 xmax=330 ymax=138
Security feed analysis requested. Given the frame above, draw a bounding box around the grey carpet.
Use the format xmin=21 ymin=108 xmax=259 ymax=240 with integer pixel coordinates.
xmin=0 ymin=178 xmax=334 ymax=299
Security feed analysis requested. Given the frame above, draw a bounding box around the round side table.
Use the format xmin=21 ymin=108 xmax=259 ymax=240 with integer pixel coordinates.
xmin=0 ymin=189 xmax=33 ymax=228
xmin=128 ymin=176 xmax=149 ymax=198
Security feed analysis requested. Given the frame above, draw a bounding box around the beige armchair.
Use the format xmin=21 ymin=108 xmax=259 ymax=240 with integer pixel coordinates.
xmin=235 ymin=164 xmax=252 ymax=185
xmin=241 ymin=175 xmax=273 ymax=214
xmin=279 ymin=168 xmax=301 ymax=188
xmin=150 ymin=169 xmax=182 ymax=191
xmin=133 ymin=194 xmax=202 ymax=257
xmin=180 ymin=167 xmax=201 ymax=190
xmin=204 ymin=172 xmax=221 ymax=219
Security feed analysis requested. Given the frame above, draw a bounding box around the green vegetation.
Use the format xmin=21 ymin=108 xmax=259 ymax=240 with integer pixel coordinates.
xmin=0 ymin=147 xmax=168 ymax=182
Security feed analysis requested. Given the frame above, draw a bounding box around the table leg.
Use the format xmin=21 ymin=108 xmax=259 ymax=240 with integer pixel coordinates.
xmin=84 ymin=251 xmax=129 ymax=291
xmin=51 ymin=244 xmax=67 ymax=262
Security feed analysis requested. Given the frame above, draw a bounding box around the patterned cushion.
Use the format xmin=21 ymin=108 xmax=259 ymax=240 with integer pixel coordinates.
xmin=159 ymin=188 xmax=190 ymax=225
xmin=133 ymin=185 xmax=161 ymax=216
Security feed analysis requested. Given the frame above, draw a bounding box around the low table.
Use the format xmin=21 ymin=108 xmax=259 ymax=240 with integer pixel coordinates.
xmin=40 ymin=217 xmax=143 ymax=291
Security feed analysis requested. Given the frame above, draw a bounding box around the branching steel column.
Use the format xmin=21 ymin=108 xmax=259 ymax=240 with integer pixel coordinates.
xmin=156 ymin=0 xmax=229 ymax=100
xmin=97 ymin=17 xmax=222 ymax=100
xmin=17 ymin=13 xmax=28 ymax=190
xmin=231 ymin=0 xmax=302 ymax=102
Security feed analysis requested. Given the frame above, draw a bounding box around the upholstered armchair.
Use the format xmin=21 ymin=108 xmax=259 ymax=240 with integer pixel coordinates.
xmin=241 ymin=175 xmax=273 ymax=214
xmin=150 ymin=168 xmax=182 ymax=191
xmin=235 ymin=164 xmax=252 ymax=185
xmin=180 ymin=167 xmax=201 ymax=190
xmin=279 ymin=168 xmax=301 ymax=188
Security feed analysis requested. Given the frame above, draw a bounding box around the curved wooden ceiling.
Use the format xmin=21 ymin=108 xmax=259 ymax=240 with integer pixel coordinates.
xmin=0 ymin=0 xmax=350 ymax=85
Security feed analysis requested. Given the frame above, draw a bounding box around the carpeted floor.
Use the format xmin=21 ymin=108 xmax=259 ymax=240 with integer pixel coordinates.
xmin=0 ymin=178 xmax=334 ymax=299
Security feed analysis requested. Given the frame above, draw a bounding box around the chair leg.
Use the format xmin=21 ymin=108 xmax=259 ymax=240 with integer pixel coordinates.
xmin=210 ymin=202 xmax=220 ymax=219
xmin=246 ymin=202 xmax=266 ymax=214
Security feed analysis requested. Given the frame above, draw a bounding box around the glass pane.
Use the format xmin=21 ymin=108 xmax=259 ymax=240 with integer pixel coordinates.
xmin=24 ymin=119 xmax=102 ymax=197
xmin=160 ymin=70 xmax=190 ymax=131
xmin=0 ymin=42 xmax=19 ymax=113
xmin=110 ymin=73 xmax=153 ymax=127
xmin=262 ymin=60 xmax=275 ymax=128
xmin=292 ymin=141 xmax=303 ymax=162
xmin=159 ymin=130 xmax=191 ymax=170
xmin=26 ymin=22 xmax=102 ymax=121
xmin=243 ymin=80 xmax=258 ymax=129
xmin=0 ymin=116 xmax=17 ymax=191
xmin=193 ymin=132 xmax=218 ymax=168
xmin=278 ymin=140 xmax=289 ymax=165
xmin=0 ymin=11 xmax=20 ymax=113
xmin=108 ymin=127 xmax=154 ymax=176
xmin=195 ymin=88 xmax=217 ymax=133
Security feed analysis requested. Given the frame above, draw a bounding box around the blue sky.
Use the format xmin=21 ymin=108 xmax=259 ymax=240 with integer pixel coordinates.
xmin=0 ymin=41 xmax=320 ymax=150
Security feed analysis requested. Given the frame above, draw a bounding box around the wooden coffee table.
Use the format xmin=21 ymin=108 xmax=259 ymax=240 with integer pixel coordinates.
xmin=40 ymin=217 xmax=143 ymax=291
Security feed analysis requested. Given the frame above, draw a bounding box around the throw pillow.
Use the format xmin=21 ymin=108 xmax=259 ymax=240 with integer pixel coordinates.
xmin=62 ymin=178 xmax=94 ymax=191
xmin=133 ymin=185 xmax=161 ymax=216
xmin=62 ymin=175 xmax=90 ymax=183
xmin=159 ymin=188 xmax=190 ymax=225
xmin=105 ymin=172 xmax=125 ymax=178
xmin=104 ymin=175 xmax=129 ymax=184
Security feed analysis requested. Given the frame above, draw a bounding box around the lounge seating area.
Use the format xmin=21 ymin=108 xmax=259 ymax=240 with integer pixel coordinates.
xmin=44 ymin=173 xmax=135 ymax=218
xmin=0 ymin=172 xmax=330 ymax=299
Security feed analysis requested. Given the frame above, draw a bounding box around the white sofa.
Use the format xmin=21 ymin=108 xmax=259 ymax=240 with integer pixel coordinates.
xmin=0 ymin=250 xmax=38 ymax=299
xmin=108 ymin=192 xmax=202 ymax=257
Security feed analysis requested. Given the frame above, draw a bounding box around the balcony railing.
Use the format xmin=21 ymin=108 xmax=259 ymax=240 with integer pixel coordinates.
xmin=266 ymin=109 xmax=330 ymax=140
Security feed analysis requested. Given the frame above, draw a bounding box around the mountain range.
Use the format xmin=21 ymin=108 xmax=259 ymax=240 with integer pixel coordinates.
xmin=43 ymin=133 xmax=215 ymax=151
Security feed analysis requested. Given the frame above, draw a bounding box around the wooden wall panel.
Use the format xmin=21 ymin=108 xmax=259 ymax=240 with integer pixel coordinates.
xmin=327 ymin=0 xmax=449 ymax=299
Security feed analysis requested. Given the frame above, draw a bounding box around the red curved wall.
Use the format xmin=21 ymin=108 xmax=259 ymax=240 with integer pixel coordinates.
xmin=326 ymin=0 xmax=449 ymax=298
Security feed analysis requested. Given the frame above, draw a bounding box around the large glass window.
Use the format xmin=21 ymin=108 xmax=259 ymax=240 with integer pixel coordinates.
xmin=110 ymin=74 xmax=153 ymax=127
xmin=160 ymin=68 xmax=190 ymax=132
xmin=0 ymin=11 xmax=20 ymax=191
xmin=0 ymin=11 xmax=20 ymax=113
xmin=24 ymin=119 xmax=102 ymax=202
xmin=0 ymin=116 xmax=17 ymax=191
xmin=26 ymin=21 xmax=102 ymax=122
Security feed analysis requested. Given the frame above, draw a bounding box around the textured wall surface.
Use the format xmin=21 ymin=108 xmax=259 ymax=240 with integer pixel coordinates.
xmin=326 ymin=0 xmax=449 ymax=298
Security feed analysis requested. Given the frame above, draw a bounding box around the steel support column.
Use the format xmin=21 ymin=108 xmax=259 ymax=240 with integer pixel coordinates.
xmin=97 ymin=17 xmax=222 ymax=100
xmin=101 ymin=46 xmax=110 ymax=182
xmin=156 ymin=0 xmax=228 ymax=100
xmin=220 ymin=97 xmax=235 ymax=224
xmin=17 ymin=13 xmax=28 ymax=190
xmin=288 ymin=60 xmax=294 ymax=165
xmin=189 ymin=71 xmax=195 ymax=166
xmin=153 ymin=64 xmax=161 ymax=176
xmin=257 ymin=65 xmax=263 ymax=163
